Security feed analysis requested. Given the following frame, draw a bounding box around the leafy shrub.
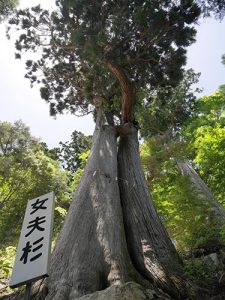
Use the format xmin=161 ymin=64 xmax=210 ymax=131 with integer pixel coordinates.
xmin=184 ymin=257 xmax=216 ymax=284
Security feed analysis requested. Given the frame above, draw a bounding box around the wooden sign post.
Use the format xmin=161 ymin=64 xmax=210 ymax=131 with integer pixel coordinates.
xmin=24 ymin=282 xmax=32 ymax=300
xmin=9 ymin=191 xmax=55 ymax=298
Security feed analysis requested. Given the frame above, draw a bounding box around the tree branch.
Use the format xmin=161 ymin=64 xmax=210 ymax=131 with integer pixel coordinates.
xmin=51 ymin=38 xmax=77 ymax=51
xmin=107 ymin=61 xmax=133 ymax=123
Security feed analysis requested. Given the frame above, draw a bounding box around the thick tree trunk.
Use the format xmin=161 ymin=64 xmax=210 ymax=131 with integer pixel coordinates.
xmin=31 ymin=116 xmax=189 ymax=299
xmin=118 ymin=124 xmax=187 ymax=299
xmin=177 ymin=161 xmax=225 ymax=219
xmin=35 ymin=111 xmax=142 ymax=299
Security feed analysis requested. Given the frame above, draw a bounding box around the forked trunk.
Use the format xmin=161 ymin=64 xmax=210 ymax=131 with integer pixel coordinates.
xmin=31 ymin=116 xmax=189 ymax=299
xmin=34 ymin=112 xmax=142 ymax=299
xmin=118 ymin=125 xmax=187 ymax=299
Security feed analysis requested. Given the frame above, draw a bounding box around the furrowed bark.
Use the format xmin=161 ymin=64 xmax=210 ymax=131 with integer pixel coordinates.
xmin=36 ymin=110 xmax=142 ymax=299
xmin=118 ymin=124 xmax=187 ymax=299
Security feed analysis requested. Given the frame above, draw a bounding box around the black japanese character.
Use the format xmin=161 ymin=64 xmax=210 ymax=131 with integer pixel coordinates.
xmin=20 ymin=241 xmax=31 ymax=264
xmin=30 ymin=237 xmax=44 ymax=262
xmin=30 ymin=198 xmax=48 ymax=215
xmin=25 ymin=216 xmax=46 ymax=237
xmin=20 ymin=237 xmax=44 ymax=264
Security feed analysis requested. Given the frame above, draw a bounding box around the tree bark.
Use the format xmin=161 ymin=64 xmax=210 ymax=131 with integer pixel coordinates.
xmin=118 ymin=124 xmax=187 ymax=299
xmin=177 ymin=161 xmax=225 ymax=219
xmin=35 ymin=110 xmax=142 ymax=299
xmin=30 ymin=115 xmax=190 ymax=300
xmin=107 ymin=61 xmax=133 ymax=123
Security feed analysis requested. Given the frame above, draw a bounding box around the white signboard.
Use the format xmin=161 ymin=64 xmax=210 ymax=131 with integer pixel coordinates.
xmin=10 ymin=191 xmax=55 ymax=288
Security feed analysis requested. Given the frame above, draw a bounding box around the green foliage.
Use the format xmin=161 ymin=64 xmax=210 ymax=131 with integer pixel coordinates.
xmin=183 ymin=257 xmax=216 ymax=284
xmin=0 ymin=121 xmax=71 ymax=248
xmin=139 ymin=87 xmax=225 ymax=257
xmin=8 ymin=0 xmax=200 ymax=117
xmin=0 ymin=246 xmax=16 ymax=295
xmin=139 ymin=88 xmax=225 ymax=257
xmin=0 ymin=246 xmax=16 ymax=279
xmin=183 ymin=91 xmax=225 ymax=205
xmin=219 ymin=223 xmax=225 ymax=244
xmin=55 ymin=206 xmax=67 ymax=217
xmin=140 ymin=134 xmax=224 ymax=253
xmin=136 ymin=69 xmax=200 ymax=138
xmin=0 ymin=121 xmax=73 ymax=295
xmin=0 ymin=120 xmax=38 ymax=155
xmin=56 ymin=131 xmax=92 ymax=174
xmin=0 ymin=121 xmax=95 ymax=295
xmin=70 ymin=150 xmax=90 ymax=191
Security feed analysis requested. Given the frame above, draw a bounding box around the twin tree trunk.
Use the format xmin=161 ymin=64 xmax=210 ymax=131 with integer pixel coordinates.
xmin=34 ymin=110 xmax=187 ymax=300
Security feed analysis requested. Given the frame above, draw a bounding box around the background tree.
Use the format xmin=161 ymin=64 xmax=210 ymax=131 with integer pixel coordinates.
xmin=135 ymin=68 xmax=200 ymax=138
xmin=183 ymin=90 xmax=225 ymax=204
xmin=0 ymin=121 xmax=71 ymax=296
xmin=140 ymin=87 xmax=225 ymax=254
xmin=56 ymin=130 xmax=92 ymax=174
xmin=140 ymin=138 xmax=225 ymax=256
xmin=42 ymin=130 xmax=92 ymax=184
xmin=0 ymin=120 xmax=71 ymax=245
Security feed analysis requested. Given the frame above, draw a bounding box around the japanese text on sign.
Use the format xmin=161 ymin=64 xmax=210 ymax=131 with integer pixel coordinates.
xmin=10 ymin=192 xmax=55 ymax=288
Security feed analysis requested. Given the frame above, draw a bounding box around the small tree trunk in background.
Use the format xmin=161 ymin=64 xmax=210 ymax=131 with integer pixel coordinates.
xmin=177 ymin=161 xmax=225 ymax=219
xmin=118 ymin=125 xmax=187 ymax=299
xmin=36 ymin=111 xmax=142 ymax=299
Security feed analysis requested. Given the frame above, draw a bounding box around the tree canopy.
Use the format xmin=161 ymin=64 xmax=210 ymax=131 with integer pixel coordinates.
xmin=135 ymin=68 xmax=200 ymax=137
xmin=9 ymin=0 xmax=200 ymax=123
xmin=197 ymin=0 xmax=225 ymax=18
xmin=0 ymin=0 xmax=18 ymax=21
